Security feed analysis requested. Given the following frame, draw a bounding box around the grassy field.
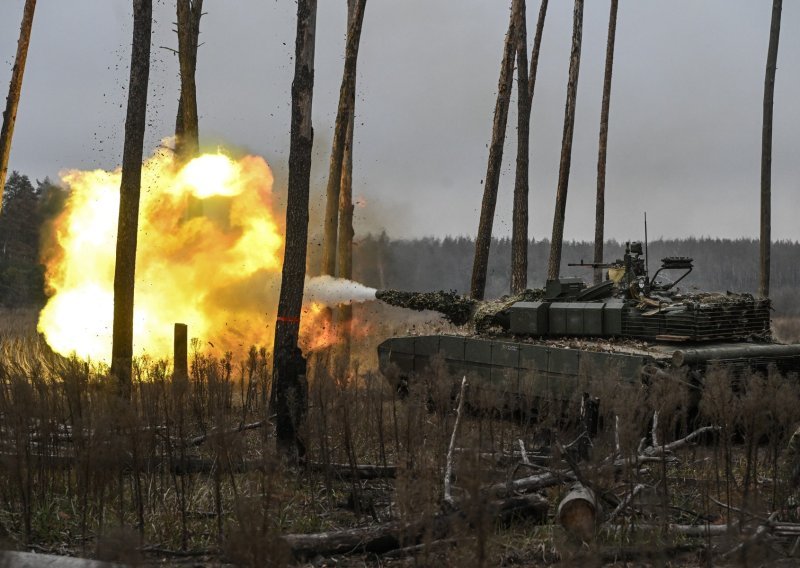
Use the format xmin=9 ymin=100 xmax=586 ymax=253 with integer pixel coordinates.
xmin=2 ymin=308 xmax=800 ymax=566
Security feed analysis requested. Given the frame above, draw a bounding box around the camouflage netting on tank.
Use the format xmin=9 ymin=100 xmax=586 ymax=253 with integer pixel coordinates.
xmin=374 ymin=290 xmax=476 ymax=326
xmin=473 ymin=289 xmax=544 ymax=333
xmin=680 ymin=292 xmax=770 ymax=307
xmin=628 ymin=291 xmax=771 ymax=341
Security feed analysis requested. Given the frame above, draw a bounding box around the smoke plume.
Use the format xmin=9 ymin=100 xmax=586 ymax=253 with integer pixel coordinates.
xmin=304 ymin=275 xmax=377 ymax=307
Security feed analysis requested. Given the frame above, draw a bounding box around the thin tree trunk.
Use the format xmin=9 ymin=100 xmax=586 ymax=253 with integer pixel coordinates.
xmin=175 ymin=0 xmax=202 ymax=163
xmin=592 ymin=0 xmax=618 ymax=284
xmin=546 ymin=0 xmax=584 ymax=281
xmin=470 ymin=3 xmax=516 ymax=300
xmin=510 ymin=0 xmax=548 ymax=293
xmin=760 ymin=0 xmax=782 ymax=298
xmin=510 ymin=0 xmax=530 ymax=294
xmin=0 ymin=0 xmax=36 ymax=212
xmin=321 ymin=0 xmax=368 ymax=277
xmin=272 ymin=0 xmax=318 ymax=462
xmin=336 ymin=82 xmax=356 ymax=374
xmin=527 ymin=0 xmax=548 ymax=104
xmin=110 ymin=0 xmax=153 ymax=397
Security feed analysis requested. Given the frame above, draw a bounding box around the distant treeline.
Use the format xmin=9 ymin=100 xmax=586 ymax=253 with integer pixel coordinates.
xmin=0 ymin=172 xmax=66 ymax=307
xmin=344 ymin=234 xmax=800 ymax=315
xmin=2 ymin=171 xmax=797 ymax=316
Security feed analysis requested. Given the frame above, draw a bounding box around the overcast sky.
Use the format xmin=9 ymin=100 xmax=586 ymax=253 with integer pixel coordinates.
xmin=1 ymin=1 xmax=798 ymax=243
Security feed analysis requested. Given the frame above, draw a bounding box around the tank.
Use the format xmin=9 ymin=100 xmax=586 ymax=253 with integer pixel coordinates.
xmin=376 ymin=242 xmax=800 ymax=409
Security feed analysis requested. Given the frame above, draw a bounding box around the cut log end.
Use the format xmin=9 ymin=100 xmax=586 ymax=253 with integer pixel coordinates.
xmin=557 ymin=483 xmax=598 ymax=542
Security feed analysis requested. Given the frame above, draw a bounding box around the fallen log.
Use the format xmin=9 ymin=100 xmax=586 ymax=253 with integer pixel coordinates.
xmin=281 ymin=494 xmax=548 ymax=560
xmin=379 ymin=537 xmax=462 ymax=559
xmin=721 ymin=512 xmax=779 ymax=559
xmin=604 ymin=522 xmax=735 ymax=537
xmin=557 ymin=483 xmax=599 ymax=542
xmin=485 ymin=469 xmax=573 ymax=498
xmin=643 ymin=425 xmax=719 ymax=457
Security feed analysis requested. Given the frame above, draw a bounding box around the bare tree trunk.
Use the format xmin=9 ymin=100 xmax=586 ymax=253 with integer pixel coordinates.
xmin=510 ymin=0 xmax=548 ymax=293
xmin=546 ymin=0 xmax=584 ymax=281
xmin=321 ymin=0 xmax=368 ymax=277
xmin=510 ymin=0 xmax=529 ymax=294
xmin=470 ymin=3 xmax=516 ymax=300
xmin=336 ymin=82 xmax=356 ymax=374
xmin=272 ymin=0 xmax=318 ymax=462
xmin=110 ymin=0 xmax=153 ymax=397
xmin=760 ymin=0 xmax=782 ymax=299
xmin=592 ymin=0 xmax=618 ymax=284
xmin=0 ymin=0 xmax=36 ymax=212
xmin=175 ymin=0 xmax=202 ymax=163
xmin=527 ymin=0 xmax=548 ymax=104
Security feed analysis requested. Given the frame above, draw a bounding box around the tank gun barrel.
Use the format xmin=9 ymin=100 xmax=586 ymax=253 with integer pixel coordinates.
xmin=374 ymin=289 xmax=476 ymax=326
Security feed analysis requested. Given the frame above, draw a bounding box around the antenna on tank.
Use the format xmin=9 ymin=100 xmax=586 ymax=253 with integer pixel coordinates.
xmin=644 ymin=212 xmax=649 ymax=278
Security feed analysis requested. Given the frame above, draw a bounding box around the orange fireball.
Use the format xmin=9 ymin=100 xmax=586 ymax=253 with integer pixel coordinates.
xmin=38 ymin=147 xmax=283 ymax=362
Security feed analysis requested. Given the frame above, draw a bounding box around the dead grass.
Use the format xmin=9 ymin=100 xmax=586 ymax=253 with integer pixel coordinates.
xmin=1 ymin=310 xmax=800 ymax=566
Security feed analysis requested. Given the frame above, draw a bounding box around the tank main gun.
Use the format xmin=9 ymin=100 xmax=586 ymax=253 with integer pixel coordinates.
xmin=374 ymin=289 xmax=476 ymax=326
xmin=374 ymin=288 xmax=545 ymax=331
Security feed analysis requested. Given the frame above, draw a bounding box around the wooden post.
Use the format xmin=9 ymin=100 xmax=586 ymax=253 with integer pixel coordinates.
xmin=174 ymin=323 xmax=188 ymax=380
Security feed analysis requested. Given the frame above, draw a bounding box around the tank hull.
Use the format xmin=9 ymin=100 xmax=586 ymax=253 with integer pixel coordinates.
xmin=378 ymin=335 xmax=666 ymax=406
xmin=378 ymin=334 xmax=800 ymax=408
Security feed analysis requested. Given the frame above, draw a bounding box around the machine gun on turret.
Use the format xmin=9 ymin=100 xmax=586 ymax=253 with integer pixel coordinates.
xmin=567 ymin=241 xmax=694 ymax=299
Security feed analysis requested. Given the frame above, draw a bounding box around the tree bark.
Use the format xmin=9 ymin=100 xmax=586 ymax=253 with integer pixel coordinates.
xmin=526 ymin=0 xmax=548 ymax=104
xmin=321 ymin=0 xmax=368 ymax=277
xmin=546 ymin=0 xmax=584 ymax=281
xmin=335 ymin=0 xmax=364 ymax=375
xmin=0 ymin=0 xmax=36 ymax=212
xmin=110 ymin=0 xmax=152 ymax=397
xmin=336 ymin=95 xmax=356 ymax=372
xmin=557 ymin=482 xmax=598 ymax=542
xmin=593 ymin=0 xmax=618 ymax=285
xmin=510 ymin=0 xmax=530 ymax=294
xmin=175 ymin=0 xmax=203 ymax=163
xmin=272 ymin=0 xmax=318 ymax=462
xmin=759 ymin=0 xmax=782 ymax=298
xmin=470 ymin=4 xmax=516 ymax=300
xmin=337 ymin=0 xmax=358 ymax=286
xmin=510 ymin=0 xmax=548 ymax=294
